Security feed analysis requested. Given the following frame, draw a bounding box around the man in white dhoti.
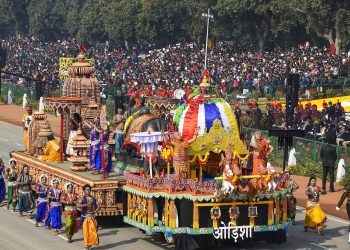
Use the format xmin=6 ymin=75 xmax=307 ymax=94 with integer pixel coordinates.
xmin=66 ymin=113 xmax=82 ymax=157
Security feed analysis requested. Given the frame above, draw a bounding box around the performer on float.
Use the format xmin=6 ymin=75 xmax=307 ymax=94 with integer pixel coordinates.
xmin=16 ymin=164 xmax=35 ymax=217
xmin=35 ymin=174 xmax=49 ymax=227
xmin=66 ymin=113 xmax=82 ymax=157
xmin=283 ymin=170 xmax=299 ymax=225
xmin=38 ymin=134 xmax=60 ymax=162
xmin=89 ymin=119 xmax=101 ymax=172
xmin=162 ymin=127 xmax=199 ymax=180
xmin=112 ymin=106 xmax=126 ymax=157
xmin=78 ymin=184 xmax=100 ymax=250
xmin=45 ymin=178 xmax=62 ymax=235
xmin=61 ymin=182 xmax=79 ymax=243
xmin=304 ymin=176 xmax=327 ymax=235
xmin=91 ymin=125 xmax=111 ymax=176
xmin=0 ymin=158 xmax=5 ymax=205
xmin=250 ymin=130 xmax=273 ymax=175
xmin=22 ymin=106 xmax=33 ymax=152
xmin=5 ymin=158 xmax=18 ymax=211
xmin=336 ymin=181 xmax=350 ymax=243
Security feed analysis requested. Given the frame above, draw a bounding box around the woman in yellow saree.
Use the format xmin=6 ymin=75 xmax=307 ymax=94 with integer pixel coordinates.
xmin=304 ymin=176 xmax=327 ymax=235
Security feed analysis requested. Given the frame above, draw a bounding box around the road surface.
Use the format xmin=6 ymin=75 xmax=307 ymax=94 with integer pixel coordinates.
xmin=0 ymin=121 xmax=349 ymax=250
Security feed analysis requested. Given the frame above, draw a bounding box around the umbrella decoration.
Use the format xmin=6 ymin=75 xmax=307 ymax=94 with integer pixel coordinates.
xmin=174 ymin=94 xmax=240 ymax=141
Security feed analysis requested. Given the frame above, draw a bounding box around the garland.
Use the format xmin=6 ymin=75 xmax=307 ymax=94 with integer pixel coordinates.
xmin=124 ymin=185 xmax=293 ymax=202
xmin=188 ymin=152 xmax=211 ymax=164
xmin=234 ymin=152 xmax=250 ymax=161
xmin=188 ymin=152 xmax=249 ymax=164
xmin=124 ymin=110 xmax=140 ymax=133
xmin=188 ymin=86 xmax=200 ymax=99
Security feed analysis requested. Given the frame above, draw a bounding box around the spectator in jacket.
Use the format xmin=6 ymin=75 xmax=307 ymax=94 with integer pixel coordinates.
xmin=320 ymin=137 xmax=337 ymax=194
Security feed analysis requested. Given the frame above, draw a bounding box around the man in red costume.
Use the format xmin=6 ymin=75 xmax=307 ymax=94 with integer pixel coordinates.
xmin=250 ymin=131 xmax=273 ymax=175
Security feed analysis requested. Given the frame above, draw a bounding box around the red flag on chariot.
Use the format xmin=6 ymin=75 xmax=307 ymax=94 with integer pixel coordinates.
xmin=330 ymin=43 xmax=336 ymax=55
xmin=79 ymin=43 xmax=88 ymax=53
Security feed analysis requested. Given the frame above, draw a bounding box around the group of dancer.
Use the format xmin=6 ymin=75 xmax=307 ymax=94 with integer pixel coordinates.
xmin=0 ymin=157 xmax=100 ymax=250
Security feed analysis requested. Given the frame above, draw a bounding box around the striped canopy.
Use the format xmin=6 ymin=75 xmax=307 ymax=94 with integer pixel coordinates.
xmin=174 ymin=95 xmax=240 ymax=140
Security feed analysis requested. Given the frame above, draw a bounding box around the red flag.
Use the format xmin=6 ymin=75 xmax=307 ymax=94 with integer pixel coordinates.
xmin=79 ymin=43 xmax=88 ymax=53
xmin=330 ymin=43 xmax=336 ymax=55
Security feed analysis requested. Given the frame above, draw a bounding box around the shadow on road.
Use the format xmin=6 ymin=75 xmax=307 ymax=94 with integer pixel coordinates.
xmin=93 ymin=238 xmax=139 ymax=249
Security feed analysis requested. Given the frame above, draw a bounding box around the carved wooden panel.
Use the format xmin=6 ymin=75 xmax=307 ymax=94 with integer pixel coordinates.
xmin=11 ymin=151 xmax=125 ymax=216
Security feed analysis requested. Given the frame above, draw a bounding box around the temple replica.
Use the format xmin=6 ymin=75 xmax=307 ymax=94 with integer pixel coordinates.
xmin=9 ymin=49 xmax=293 ymax=247
xmin=10 ymin=52 xmax=124 ymax=217
xmin=62 ymin=53 xmax=101 ymax=106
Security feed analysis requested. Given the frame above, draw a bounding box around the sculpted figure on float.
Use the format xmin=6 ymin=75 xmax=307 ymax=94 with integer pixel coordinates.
xmin=28 ymin=112 xmax=50 ymax=155
xmin=162 ymin=128 xmax=199 ymax=180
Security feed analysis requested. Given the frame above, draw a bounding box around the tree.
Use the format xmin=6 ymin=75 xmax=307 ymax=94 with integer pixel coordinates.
xmin=284 ymin=0 xmax=350 ymax=54
xmin=27 ymin=0 xmax=67 ymax=40
xmin=65 ymin=0 xmax=85 ymax=38
xmin=136 ymin=0 xmax=189 ymax=45
xmin=76 ymin=0 xmax=107 ymax=43
xmin=215 ymin=0 xmax=300 ymax=51
xmin=102 ymin=0 xmax=140 ymax=48
xmin=0 ymin=0 xmax=16 ymax=36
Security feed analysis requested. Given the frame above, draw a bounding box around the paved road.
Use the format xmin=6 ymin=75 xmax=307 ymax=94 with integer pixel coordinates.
xmin=0 ymin=121 xmax=349 ymax=250
xmin=0 ymin=121 xmax=23 ymax=163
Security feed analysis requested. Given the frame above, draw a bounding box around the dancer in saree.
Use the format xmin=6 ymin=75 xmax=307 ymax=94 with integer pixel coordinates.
xmin=35 ymin=174 xmax=49 ymax=227
xmin=283 ymin=170 xmax=299 ymax=224
xmin=78 ymin=184 xmax=100 ymax=250
xmin=89 ymin=120 xmax=101 ymax=172
xmin=5 ymin=158 xmax=18 ymax=211
xmin=304 ymin=176 xmax=327 ymax=235
xmin=61 ymin=182 xmax=79 ymax=243
xmin=45 ymin=178 xmax=62 ymax=235
xmin=250 ymin=130 xmax=273 ymax=175
xmin=17 ymin=164 xmax=35 ymax=217
xmin=0 ymin=158 xmax=5 ymax=204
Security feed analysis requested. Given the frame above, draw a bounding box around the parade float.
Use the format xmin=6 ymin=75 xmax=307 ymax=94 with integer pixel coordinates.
xmin=8 ymin=50 xmax=293 ymax=247
xmin=122 ymin=77 xmax=293 ymax=248
xmin=9 ymin=53 xmax=125 ymax=216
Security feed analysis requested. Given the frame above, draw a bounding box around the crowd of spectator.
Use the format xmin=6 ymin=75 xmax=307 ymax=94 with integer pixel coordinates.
xmin=4 ymin=35 xmax=350 ymax=147
xmin=241 ymin=99 xmax=350 ymax=147
xmin=2 ymin=36 xmax=350 ymax=99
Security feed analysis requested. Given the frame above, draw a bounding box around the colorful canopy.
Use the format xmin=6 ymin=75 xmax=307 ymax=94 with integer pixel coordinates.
xmin=174 ymin=94 xmax=240 ymax=140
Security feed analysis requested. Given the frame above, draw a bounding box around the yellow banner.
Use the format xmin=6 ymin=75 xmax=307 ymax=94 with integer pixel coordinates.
xmin=59 ymin=57 xmax=94 ymax=80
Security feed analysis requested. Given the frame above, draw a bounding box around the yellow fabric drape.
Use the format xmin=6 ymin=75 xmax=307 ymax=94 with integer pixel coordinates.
xmin=39 ymin=139 xmax=60 ymax=162
xmin=83 ymin=217 xmax=99 ymax=247
xmin=221 ymin=99 xmax=240 ymax=138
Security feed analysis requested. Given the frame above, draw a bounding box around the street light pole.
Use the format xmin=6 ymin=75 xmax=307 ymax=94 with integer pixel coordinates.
xmin=202 ymin=8 xmax=213 ymax=70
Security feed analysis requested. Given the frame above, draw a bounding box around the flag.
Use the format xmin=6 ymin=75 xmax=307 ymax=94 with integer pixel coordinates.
xmin=330 ymin=43 xmax=336 ymax=55
xmin=79 ymin=43 xmax=88 ymax=53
